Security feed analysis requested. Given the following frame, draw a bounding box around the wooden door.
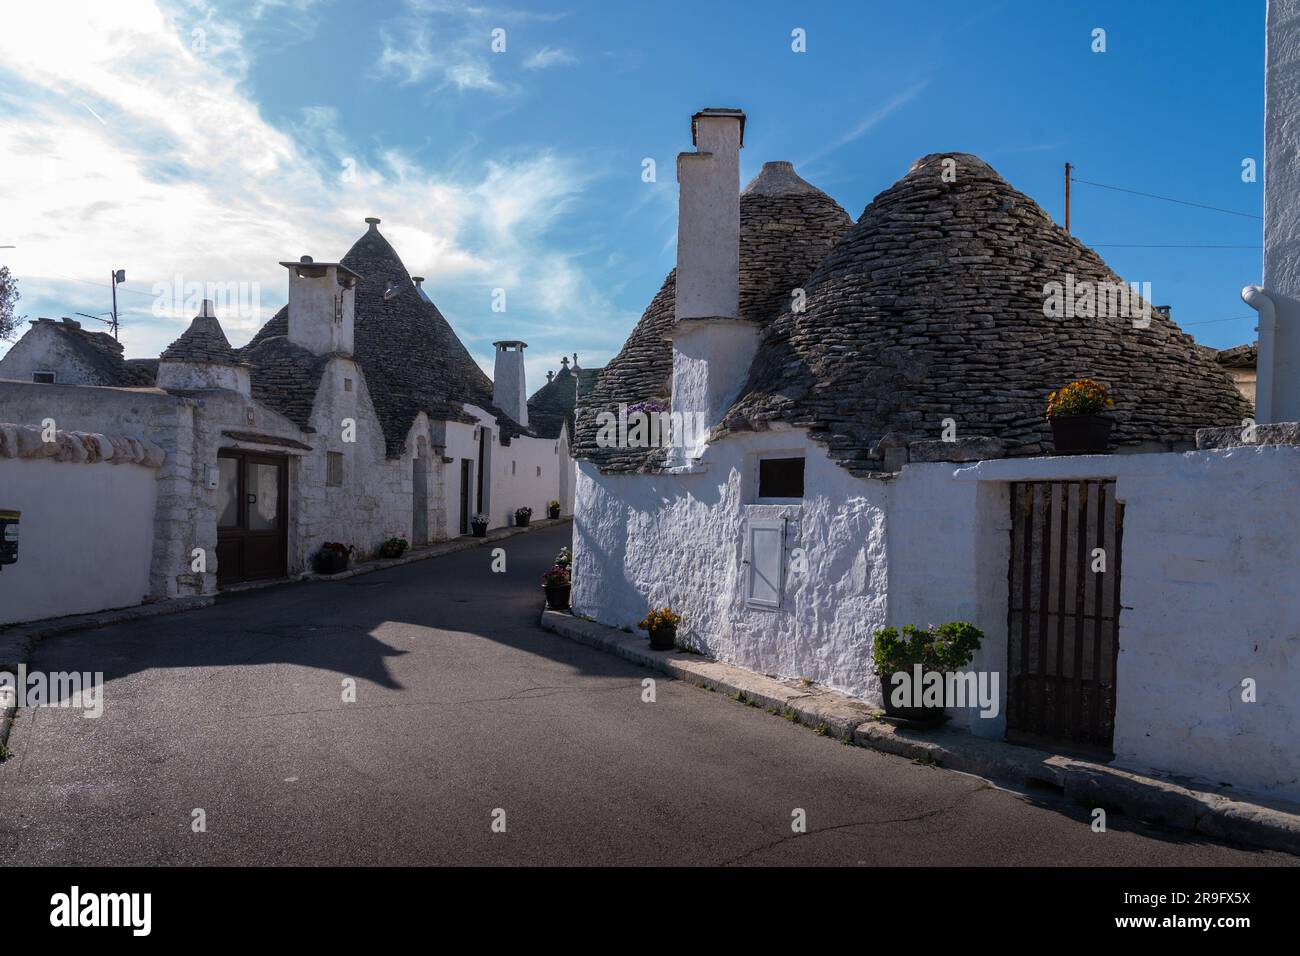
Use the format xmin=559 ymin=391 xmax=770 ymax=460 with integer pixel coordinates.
xmin=216 ymin=450 xmax=289 ymax=584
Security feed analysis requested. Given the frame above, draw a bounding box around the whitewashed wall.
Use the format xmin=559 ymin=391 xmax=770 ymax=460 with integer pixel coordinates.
xmin=0 ymin=455 xmax=159 ymax=625
xmin=574 ymin=428 xmax=890 ymax=697
xmin=576 ymin=436 xmax=1300 ymax=802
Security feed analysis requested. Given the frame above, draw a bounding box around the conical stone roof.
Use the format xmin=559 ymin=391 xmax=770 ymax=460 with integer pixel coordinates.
xmin=719 ymin=153 xmax=1253 ymax=472
xmin=160 ymin=313 xmax=239 ymax=365
xmin=241 ymin=221 xmax=528 ymax=458
xmin=573 ymin=160 xmax=854 ymax=471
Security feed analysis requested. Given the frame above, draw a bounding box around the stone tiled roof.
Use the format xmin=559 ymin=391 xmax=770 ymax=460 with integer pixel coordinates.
xmin=160 ymin=315 xmax=240 ymax=365
xmin=27 ymin=318 xmax=156 ymax=387
xmin=340 ymin=223 xmax=531 ymax=456
xmin=242 ymin=222 xmax=535 ymax=458
xmin=1215 ymin=342 xmax=1258 ymax=369
xmin=573 ymin=161 xmax=854 ymax=471
xmin=240 ymin=332 xmax=329 ymax=429
xmin=719 ymin=153 xmax=1253 ymax=473
xmin=527 ymin=359 xmax=593 ymax=439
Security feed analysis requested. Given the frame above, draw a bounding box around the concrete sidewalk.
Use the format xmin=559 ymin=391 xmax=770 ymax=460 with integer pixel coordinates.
xmin=539 ymin=607 xmax=1300 ymax=856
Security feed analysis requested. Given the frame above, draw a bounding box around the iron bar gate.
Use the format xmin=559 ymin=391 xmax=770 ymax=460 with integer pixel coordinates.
xmin=1007 ymin=480 xmax=1124 ymax=750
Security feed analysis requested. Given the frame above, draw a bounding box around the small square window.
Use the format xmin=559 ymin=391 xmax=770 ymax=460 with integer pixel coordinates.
xmin=343 ymin=378 xmax=353 ymax=392
xmin=758 ymin=457 xmax=805 ymax=500
xmin=536 ymin=465 xmax=541 ymax=477
xmin=326 ymin=452 xmax=344 ymax=487
xmin=32 ymin=371 xmax=55 ymax=384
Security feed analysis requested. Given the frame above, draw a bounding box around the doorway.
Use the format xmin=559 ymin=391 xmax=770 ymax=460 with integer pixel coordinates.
xmin=412 ymin=439 xmax=428 ymax=546
xmin=1006 ymin=480 xmax=1124 ymax=751
xmin=459 ymin=458 xmax=472 ymax=535
xmin=216 ymin=450 xmax=289 ymax=585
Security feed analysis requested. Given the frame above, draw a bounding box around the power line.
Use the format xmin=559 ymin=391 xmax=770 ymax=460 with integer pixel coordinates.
xmin=1069 ymin=176 xmax=1262 ymax=221
xmin=1179 ymin=315 xmax=1256 ymax=326
xmin=1089 ymin=243 xmax=1260 ymax=249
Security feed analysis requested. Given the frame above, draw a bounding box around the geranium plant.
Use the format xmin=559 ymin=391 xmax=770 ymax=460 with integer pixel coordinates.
xmin=515 ymin=506 xmax=533 ymax=520
xmin=1046 ymin=378 xmax=1114 ymax=419
xmin=542 ymin=564 xmax=571 ymax=587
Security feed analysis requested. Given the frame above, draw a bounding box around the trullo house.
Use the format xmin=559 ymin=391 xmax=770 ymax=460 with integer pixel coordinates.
xmin=0 ymin=218 xmax=577 ymax=622
xmin=568 ymin=108 xmax=1300 ymax=802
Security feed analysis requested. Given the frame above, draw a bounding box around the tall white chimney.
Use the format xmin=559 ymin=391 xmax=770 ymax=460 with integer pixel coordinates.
xmin=1253 ymin=0 xmax=1300 ymax=422
xmin=493 ymin=340 xmax=529 ymax=425
xmin=279 ymin=254 xmax=360 ymax=357
xmin=667 ymin=107 xmax=757 ymax=462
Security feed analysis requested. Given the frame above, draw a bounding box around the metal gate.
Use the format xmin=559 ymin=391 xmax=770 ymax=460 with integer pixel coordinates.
xmin=1007 ymin=480 xmax=1124 ymax=750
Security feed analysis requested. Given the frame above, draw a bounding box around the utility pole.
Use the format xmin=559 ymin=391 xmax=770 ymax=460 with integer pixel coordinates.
xmin=1064 ymin=162 xmax=1072 ymax=234
xmin=109 ymin=268 xmax=125 ymax=340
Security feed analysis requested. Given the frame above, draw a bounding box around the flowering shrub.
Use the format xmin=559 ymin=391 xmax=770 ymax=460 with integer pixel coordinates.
xmin=554 ymin=547 xmax=571 ymax=568
xmin=1046 ymin=378 xmax=1114 ymax=418
xmin=379 ymin=536 xmax=408 ymax=559
xmin=872 ymin=622 xmax=984 ymax=676
xmin=639 ymin=607 xmax=682 ymax=631
xmin=470 ymin=513 xmax=489 ymax=527
xmin=515 ymin=507 xmax=533 ymax=521
xmin=548 ymin=499 xmax=560 ymax=510
xmin=318 ymin=542 xmax=352 ymax=556
xmin=628 ymin=400 xmax=667 ymax=415
xmin=542 ymin=564 xmax=571 ymax=587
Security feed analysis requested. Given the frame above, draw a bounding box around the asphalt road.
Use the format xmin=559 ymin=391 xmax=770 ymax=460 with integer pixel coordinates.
xmin=0 ymin=525 xmax=1292 ymax=866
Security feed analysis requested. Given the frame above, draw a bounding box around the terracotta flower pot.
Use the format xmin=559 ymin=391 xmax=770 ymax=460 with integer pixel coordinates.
xmin=1049 ymin=414 xmax=1113 ymax=455
xmin=648 ymin=624 xmax=677 ymax=651
xmin=544 ymin=583 xmax=571 ymax=610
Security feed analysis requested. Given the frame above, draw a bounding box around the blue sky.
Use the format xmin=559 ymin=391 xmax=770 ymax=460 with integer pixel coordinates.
xmin=0 ymin=0 xmax=1267 ymax=387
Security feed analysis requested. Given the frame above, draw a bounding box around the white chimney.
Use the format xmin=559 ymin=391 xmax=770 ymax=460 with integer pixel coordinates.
xmin=668 ymin=107 xmax=757 ymax=461
xmin=279 ymin=254 xmax=360 ymax=357
xmin=493 ymin=340 xmax=529 ymax=425
xmin=1254 ymin=0 xmax=1300 ymax=422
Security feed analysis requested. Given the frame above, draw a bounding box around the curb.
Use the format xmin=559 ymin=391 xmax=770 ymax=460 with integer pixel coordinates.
xmin=539 ymin=607 xmax=1300 ymax=856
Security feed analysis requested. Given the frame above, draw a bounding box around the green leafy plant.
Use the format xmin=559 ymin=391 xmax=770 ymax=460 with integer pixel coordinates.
xmin=872 ymin=621 xmax=985 ymax=678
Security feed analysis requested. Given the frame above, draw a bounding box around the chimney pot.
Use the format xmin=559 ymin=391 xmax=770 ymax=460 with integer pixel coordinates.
xmin=300 ymin=255 xmax=313 ymax=263
xmin=199 ymin=299 xmax=216 ymax=318
xmin=365 ymin=217 xmax=381 ymax=229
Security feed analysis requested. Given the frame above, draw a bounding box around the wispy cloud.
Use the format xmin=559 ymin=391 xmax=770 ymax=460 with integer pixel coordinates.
xmin=524 ymin=47 xmax=576 ymax=70
xmin=0 ymin=0 xmax=626 ymax=377
xmin=799 ymin=80 xmax=930 ymax=167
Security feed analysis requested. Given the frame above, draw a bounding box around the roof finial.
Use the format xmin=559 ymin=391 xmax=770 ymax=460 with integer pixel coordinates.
xmin=547 ymin=371 xmax=554 ymax=383
xmin=573 ymin=352 xmax=579 ymax=367
xmin=365 ymin=216 xmax=381 ymax=231
xmin=560 ymin=355 xmax=570 ymax=369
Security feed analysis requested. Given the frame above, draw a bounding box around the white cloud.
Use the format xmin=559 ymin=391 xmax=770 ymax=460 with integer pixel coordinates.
xmin=524 ymin=47 xmax=576 ymax=70
xmin=0 ymin=0 xmax=623 ymax=369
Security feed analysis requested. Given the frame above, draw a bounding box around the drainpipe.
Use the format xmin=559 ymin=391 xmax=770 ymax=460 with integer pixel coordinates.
xmin=1242 ymin=285 xmax=1276 ymax=423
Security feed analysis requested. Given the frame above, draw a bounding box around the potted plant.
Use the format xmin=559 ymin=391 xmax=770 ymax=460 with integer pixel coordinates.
xmin=547 ymin=499 xmax=561 ymax=520
xmin=1046 ymin=378 xmax=1115 ymax=454
xmin=314 ymin=542 xmax=352 ymax=575
xmin=378 ymin=536 xmax=408 ymax=559
xmin=470 ymin=514 xmax=489 ymax=538
xmin=554 ymin=546 xmax=571 ymax=568
xmin=542 ymin=563 xmax=571 ymax=610
xmin=639 ymin=607 xmax=682 ymax=651
xmin=872 ymin=621 xmax=985 ymax=725
xmin=514 ymin=506 xmax=533 ymax=528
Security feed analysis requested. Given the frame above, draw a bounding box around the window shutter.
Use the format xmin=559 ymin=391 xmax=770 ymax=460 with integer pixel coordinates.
xmin=745 ymin=518 xmax=785 ymax=609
